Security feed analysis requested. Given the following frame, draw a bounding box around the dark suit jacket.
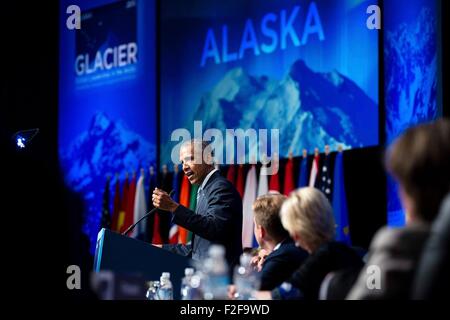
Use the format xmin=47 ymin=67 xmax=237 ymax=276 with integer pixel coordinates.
xmin=260 ymin=239 xmax=308 ymax=290
xmin=273 ymin=241 xmax=364 ymax=300
xmin=413 ymin=194 xmax=450 ymax=300
xmin=347 ymin=224 xmax=430 ymax=300
xmin=163 ymin=171 xmax=243 ymax=267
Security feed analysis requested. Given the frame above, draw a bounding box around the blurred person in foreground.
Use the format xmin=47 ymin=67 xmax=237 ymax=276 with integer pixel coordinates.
xmin=228 ymin=194 xmax=308 ymax=298
xmin=347 ymin=119 xmax=450 ymax=299
xmin=254 ymin=187 xmax=363 ymax=300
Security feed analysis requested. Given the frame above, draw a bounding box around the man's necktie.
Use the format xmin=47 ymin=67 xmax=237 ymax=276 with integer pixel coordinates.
xmin=196 ymin=187 xmax=204 ymax=213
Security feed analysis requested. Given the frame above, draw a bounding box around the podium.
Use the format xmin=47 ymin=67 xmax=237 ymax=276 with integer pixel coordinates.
xmin=94 ymin=228 xmax=192 ymax=299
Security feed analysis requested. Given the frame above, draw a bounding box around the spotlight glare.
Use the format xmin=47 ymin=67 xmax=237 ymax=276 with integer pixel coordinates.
xmin=17 ymin=137 xmax=26 ymax=149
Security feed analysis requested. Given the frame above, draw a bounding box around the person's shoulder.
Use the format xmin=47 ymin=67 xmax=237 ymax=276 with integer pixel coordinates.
xmin=208 ymin=171 xmax=237 ymax=192
xmin=267 ymin=241 xmax=308 ymax=263
xmin=280 ymin=240 xmax=308 ymax=258
xmin=370 ymin=224 xmax=430 ymax=252
xmin=314 ymin=241 xmax=362 ymax=264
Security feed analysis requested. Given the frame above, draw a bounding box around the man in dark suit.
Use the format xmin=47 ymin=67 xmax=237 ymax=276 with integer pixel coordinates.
xmin=229 ymin=194 xmax=308 ymax=298
xmin=152 ymin=140 xmax=243 ymax=267
xmin=252 ymin=194 xmax=309 ymax=290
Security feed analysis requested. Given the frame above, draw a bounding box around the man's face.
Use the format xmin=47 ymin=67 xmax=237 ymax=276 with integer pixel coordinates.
xmin=253 ymin=217 xmax=263 ymax=248
xmin=179 ymin=143 xmax=210 ymax=185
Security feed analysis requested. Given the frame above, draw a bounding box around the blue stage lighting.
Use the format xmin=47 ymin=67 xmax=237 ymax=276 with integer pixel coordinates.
xmin=12 ymin=128 xmax=39 ymax=150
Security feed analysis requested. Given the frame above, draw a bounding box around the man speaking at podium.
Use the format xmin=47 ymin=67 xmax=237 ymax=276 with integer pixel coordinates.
xmin=152 ymin=139 xmax=243 ymax=267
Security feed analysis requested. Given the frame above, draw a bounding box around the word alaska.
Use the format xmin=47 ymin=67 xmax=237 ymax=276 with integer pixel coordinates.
xmin=75 ymin=42 xmax=138 ymax=76
xmin=200 ymin=1 xmax=324 ymax=67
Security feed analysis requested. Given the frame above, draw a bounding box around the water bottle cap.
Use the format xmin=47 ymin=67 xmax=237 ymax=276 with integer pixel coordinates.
xmin=239 ymin=253 xmax=252 ymax=266
xmin=208 ymin=244 xmax=225 ymax=257
xmin=185 ymin=268 xmax=194 ymax=276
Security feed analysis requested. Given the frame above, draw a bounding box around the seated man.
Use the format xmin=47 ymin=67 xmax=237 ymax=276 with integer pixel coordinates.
xmin=253 ymin=194 xmax=309 ymax=290
xmin=229 ymin=194 xmax=308 ymax=298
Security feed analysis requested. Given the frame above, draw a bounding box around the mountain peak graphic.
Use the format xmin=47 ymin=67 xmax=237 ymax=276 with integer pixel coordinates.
xmin=60 ymin=111 xmax=156 ymax=253
xmin=161 ymin=59 xmax=377 ymax=165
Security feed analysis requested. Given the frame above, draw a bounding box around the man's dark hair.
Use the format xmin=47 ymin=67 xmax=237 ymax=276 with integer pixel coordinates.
xmin=386 ymin=118 xmax=450 ymax=222
xmin=253 ymin=194 xmax=289 ymax=242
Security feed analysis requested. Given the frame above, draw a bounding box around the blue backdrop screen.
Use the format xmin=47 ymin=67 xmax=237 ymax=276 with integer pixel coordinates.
xmin=160 ymin=0 xmax=379 ymax=166
xmin=384 ymin=0 xmax=442 ymax=226
xmin=59 ymin=0 xmax=157 ymax=252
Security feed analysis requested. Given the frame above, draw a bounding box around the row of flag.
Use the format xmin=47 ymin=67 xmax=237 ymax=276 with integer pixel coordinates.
xmin=100 ymin=149 xmax=351 ymax=248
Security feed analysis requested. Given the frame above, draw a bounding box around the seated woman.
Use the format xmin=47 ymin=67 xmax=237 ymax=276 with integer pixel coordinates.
xmin=255 ymin=187 xmax=363 ymax=300
xmin=347 ymin=119 xmax=450 ymax=299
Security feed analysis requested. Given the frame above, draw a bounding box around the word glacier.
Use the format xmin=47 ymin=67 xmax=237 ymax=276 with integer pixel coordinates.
xmin=200 ymin=1 xmax=325 ymax=67
xmin=75 ymin=42 xmax=138 ymax=76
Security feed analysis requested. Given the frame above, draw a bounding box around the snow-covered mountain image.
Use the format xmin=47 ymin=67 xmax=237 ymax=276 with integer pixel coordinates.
xmin=384 ymin=6 xmax=439 ymax=227
xmin=60 ymin=112 xmax=156 ymax=252
xmin=385 ymin=7 xmax=438 ymax=143
xmin=162 ymin=59 xmax=378 ymax=165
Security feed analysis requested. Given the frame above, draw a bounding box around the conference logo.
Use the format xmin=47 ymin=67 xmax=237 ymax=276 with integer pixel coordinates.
xmin=72 ymin=0 xmax=138 ymax=88
xmin=170 ymin=121 xmax=280 ymax=175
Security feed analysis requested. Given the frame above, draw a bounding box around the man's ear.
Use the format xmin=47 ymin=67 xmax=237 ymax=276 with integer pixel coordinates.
xmin=203 ymin=147 xmax=214 ymax=165
xmin=255 ymin=223 xmax=262 ymax=239
xmin=399 ymin=186 xmax=416 ymax=223
xmin=260 ymin=226 xmax=266 ymax=239
xmin=292 ymin=233 xmax=301 ymax=245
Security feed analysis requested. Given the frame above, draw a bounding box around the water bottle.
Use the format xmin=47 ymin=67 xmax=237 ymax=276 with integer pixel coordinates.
xmin=145 ymin=281 xmax=160 ymax=300
xmin=233 ymin=253 xmax=261 ymax=300
xmin=158 ymin=272 xmax=173 ymax=300
xmin=180 ymin=267 xmax=195 ymax=300
xmin=202 ymin=245 xmax=229 ymax=300
xmin=189 ymin=271 xmax=205 ymax=300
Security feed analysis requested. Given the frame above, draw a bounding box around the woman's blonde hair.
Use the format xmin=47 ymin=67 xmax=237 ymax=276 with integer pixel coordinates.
xmin=280 ymin=187 xmax=335 ymax=252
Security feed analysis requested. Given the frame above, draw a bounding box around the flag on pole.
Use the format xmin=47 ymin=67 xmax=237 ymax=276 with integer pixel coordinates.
xmin=297 ymin=151 xmax=309 ymax=187
xmin=111 ymin=173 xmax=121 ymax=232
xmin=236 ymin=165 xmax=245 ymax=198
xmin=100 ymin=175 xmax=111 ymax=230
xmin=332 ymin=151 xmax=351 ymax=245
xmin=118 ymin=173 xmax=129 ymax=233
xmin=226 ymin=164 xmax=236 ymax=185
xmin=257 ymin=165 xmax=269 ymax=197
xmin=144 ymin=166 xmax=164 ymax=244
xmin=159 ymin=165 xmax=173 ymax=243
xmin=146 ymin=166 xmax=158 ymax=242
xmin=242 ymin=165 xmax=257 ymax=248
xmin=122 ymin=172 xmax=137 ymax=234
xmin=309 ymin=151 xmax=319 ymax=188
xmin=178 ymin=173 xmax=191 ymax=244
xmin=283 ymin=157 xmax=295 ymax=195
xmin=132 ymin=168 xmax=147 ymax=238
xmin=269 ymin=170 xmax=280 ymax=193
xmin=319 ymin=151 xmax=333 ymax=201
xmin=254 ymin=164 xmax=270 ymax=247
xmin=169 ymin=165 xmax=180 ymax=244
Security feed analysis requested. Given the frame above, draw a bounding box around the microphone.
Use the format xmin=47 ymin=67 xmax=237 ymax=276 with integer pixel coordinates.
xmin=121 ymin=189 xmax=175 ymax=236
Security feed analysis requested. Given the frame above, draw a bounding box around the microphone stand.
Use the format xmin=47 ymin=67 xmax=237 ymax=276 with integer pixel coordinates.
xmin=122 ymin=189 xmax=174 ymax=236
